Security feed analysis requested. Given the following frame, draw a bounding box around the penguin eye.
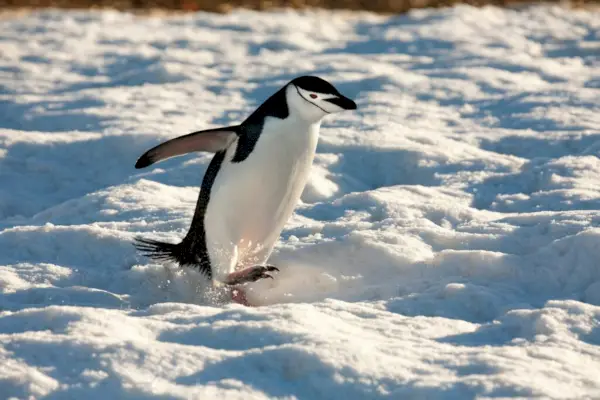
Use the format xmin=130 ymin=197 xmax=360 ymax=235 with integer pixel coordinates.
xmin=310 ymin=94 xmax=318 ymax=99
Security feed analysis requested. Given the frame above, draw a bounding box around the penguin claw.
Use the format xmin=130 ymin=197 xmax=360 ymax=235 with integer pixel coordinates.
xmin=225 ymin=265 xmax=279 ymax=285
xmin=253 ymin=266 xmax=277 ymax=281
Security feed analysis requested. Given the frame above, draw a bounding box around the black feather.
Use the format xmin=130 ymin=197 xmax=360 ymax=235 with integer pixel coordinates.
xmin=133 ymin=237 xmax=212 ymax=278
xmin=135 ymin=153 xmax=153 ymax=169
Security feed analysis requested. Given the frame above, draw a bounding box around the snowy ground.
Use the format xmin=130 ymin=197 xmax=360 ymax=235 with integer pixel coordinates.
xmin=1 ymin=4 xmax=600 ymax=399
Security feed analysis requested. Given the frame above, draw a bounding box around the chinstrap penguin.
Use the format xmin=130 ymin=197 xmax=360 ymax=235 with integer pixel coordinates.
xmin=134 ymin=76 xmax=357 ymax=305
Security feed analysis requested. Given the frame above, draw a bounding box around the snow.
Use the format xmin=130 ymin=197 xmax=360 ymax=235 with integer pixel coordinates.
xmin=1 ymin=4 xmax=600 ymax=398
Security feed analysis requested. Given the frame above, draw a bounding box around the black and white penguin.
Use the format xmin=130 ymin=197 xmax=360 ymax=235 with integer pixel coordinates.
xmin=134 ymin=76 xmax=357 ymax=305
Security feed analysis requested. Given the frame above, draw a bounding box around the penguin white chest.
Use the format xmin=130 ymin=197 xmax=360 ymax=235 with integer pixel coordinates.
xmin=205 ymin=117 xmax=320 ymax=273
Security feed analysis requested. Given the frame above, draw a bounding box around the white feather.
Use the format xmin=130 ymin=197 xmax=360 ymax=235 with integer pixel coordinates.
xmin=205 ymin=85 xmax=323 ymax=282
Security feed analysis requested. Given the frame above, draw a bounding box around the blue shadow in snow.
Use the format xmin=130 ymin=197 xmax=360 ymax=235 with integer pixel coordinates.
xmin=480 ymin=133 xmax=600 ymax=160
xmin=157 ymin=313 xmax=302 ymax=351
xmin=0 ymin=98 xmax=110 ymax=132
xmin=0 ymin=134 xmax=159 ymax=220
xmin=58 ymin=53 xmax=187 ymax=94
xmin=0 ymin=338 xmax=177 ymax=400
xmin=175 ymin=345 xmax=510 ymax=399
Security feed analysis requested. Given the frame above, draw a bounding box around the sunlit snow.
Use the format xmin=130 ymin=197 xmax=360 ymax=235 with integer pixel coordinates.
xmin=1 ymin=5 xmax=599 ymax=399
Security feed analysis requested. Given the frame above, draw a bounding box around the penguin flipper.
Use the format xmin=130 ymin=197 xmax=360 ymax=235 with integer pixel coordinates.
xmin=135 ymin=126 xmax=239 ymax=169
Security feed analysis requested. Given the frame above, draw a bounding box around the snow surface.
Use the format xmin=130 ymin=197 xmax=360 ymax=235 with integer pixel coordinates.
xmin=1 ymin=5 xmax=600 ymax=399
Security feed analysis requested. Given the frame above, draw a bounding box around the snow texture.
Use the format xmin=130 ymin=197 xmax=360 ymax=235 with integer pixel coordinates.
xmin=1 ymin=5 xmax=600 ymax=399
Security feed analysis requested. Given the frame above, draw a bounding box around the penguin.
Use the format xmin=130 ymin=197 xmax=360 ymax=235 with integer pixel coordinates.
xmin=134 ymin=76 xmax=357 ymax=305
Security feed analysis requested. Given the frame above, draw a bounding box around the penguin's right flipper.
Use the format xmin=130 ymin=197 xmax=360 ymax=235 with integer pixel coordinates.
xmin=135 ymin=125 xmax=239 ymax=169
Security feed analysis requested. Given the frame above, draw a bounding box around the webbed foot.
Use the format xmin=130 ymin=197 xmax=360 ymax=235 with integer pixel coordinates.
xmin=225 ymin=265 xmax=279 ymax=286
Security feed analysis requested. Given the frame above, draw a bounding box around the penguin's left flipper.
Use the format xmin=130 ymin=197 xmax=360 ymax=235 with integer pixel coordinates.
xmin=225 ymin=265 xmax=279 ymax=286
xmin=135 ymin=125 xmax=239 ymax=169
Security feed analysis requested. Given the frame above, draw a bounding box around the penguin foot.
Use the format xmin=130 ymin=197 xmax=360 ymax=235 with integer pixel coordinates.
xmin=231 ymin=287 xmax=250 ymax=306
xmin=225 ymin=265 xmax=279 ymax=286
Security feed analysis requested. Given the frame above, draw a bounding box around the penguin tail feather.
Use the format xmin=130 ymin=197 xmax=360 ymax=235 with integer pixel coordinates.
xmin=133 ymin=237 xmax=185 ymax=264
xmin=133 ymin=237 xmax=212 ymax=280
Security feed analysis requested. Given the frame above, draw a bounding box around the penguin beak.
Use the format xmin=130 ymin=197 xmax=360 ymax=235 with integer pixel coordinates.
xmin=325 ymin=95 xmax=357 ymax=110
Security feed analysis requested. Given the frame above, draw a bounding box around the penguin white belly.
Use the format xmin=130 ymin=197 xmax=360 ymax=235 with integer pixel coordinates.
xmin=205 ymin=117 xmax=320 ymax=281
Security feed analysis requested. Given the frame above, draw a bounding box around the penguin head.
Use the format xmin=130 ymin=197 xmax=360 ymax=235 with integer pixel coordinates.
xmin=286 ymin=76 xmax=357 ymax=122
